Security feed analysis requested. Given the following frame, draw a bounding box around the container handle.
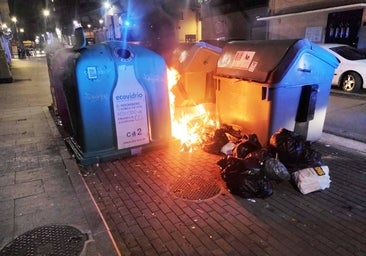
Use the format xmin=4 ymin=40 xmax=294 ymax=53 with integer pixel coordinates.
xmin=297 ymin=68 xmax=311 ymax=73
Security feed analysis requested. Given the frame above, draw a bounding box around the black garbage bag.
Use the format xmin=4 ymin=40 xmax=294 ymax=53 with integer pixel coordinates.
xmin=233 ymin=133 xmax=262 ymax=159
xmin=221 ymin=123 xmax=242 ymax=139
xmin=217 ymin=156 xmax=273 ymax=199
xmin=269 ymin=128 xmax=323 ymax=172
xmin=300 ymin=146 xmax=323 ymax=167
xmin=202 ymin=124 xmax=242 ymax=155
xmin=242 ymin=147 xmax=289 ymax=182
xmin=263 ymin=157 xmax=290 ymax=181
xmin=202 ymin=128 xmax=229 ymax=154
xmin=244 ymin=147 xmax=274 ymax=163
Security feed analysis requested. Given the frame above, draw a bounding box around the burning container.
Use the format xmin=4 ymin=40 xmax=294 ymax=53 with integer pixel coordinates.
xmin=170 ymin=42 xmax=222 ymax=106
xmin=215 ymin=39 xmax=339 ymax=146
xmin=65 ymin=41 xmax=171 ymax=165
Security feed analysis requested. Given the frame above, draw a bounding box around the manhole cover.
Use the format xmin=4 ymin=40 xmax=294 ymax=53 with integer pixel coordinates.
xmin=170 ymin=175 xmax=221 ymax=200
xmin=0 ymin=225 xmax=88 ymax=256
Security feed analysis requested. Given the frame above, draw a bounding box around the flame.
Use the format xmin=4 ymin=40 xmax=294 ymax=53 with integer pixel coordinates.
xmin=167 ymin=67 xmax=218 ymax=152
xmin=167 ymin=67 xmax=180 ymax=123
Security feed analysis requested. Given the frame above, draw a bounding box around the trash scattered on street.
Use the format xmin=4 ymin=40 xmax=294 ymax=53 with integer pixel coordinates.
xmin=203 ymin=126 xmax=331 ymax=198
xmin=292 ymin=166 xmax=331 ymax=194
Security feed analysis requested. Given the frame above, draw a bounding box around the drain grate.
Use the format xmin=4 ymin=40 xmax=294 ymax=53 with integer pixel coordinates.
xmin=170 ymin=175 xmax=221 ymax=200
xmin=0 ymin=225 xmax=88 ymax=256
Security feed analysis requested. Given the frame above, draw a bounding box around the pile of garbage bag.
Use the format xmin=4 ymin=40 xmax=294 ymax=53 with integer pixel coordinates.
xmin=204 ymin=126 xmax=331 ymax=198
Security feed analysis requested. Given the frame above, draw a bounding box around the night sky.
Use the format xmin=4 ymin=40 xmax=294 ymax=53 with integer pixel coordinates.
xmin=8 ymin=0 xmax=47 ymax=40
xmin=6 ymin=0 xmax=189 ymax=42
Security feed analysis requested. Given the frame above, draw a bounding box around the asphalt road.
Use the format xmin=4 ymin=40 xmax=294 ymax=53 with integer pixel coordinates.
xmin=323 ymin=88 xmax=366 ymax=144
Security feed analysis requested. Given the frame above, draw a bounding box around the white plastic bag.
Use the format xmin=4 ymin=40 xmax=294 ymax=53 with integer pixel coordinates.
xmin=292 ymin=166 xmax=331 ymax=194
xmin=221 ymin=142 xmax=235 ymax=155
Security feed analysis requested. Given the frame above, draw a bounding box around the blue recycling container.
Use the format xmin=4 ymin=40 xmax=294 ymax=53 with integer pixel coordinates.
xmin=215 ymin=39 xmax=339 ymax=146
xmin=65 ymin=41 xmax=171 ymax=165
xmin=49 ymin=48 xmax=80 ymax=135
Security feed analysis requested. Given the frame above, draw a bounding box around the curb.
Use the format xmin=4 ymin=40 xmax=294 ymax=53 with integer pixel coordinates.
xmin=43 ymin=106 xmax=120 ymax=256
xmin=320 ymin=132 xmax=366 ymax=156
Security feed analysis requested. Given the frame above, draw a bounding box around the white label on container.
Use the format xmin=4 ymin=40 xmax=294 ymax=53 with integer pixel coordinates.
xmin=231 ymin=51 xmax=255 ymax=70
xmin=87 ymin=66 xmax=97 ymax=79
xmin=112 ymin=65 xmax=149 ymax=149
xmin=248 ymin=61 xmax=258 ymax=72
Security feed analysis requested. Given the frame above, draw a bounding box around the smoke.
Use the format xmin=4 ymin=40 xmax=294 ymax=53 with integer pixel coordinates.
xmin=118 ymin=0 xmax=178 ymax=62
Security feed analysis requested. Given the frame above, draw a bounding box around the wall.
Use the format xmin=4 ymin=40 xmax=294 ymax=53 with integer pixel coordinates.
xmin=358 ymin=19 xmax=366 ymax=48
xmin=201 ymin=6 xmax=268 ymax=40
xmin=268 ymin=12 xmax=328 ymax=42
xmin=266 ymin=0 xmax=366 ymax=47
xmin=177 ymin=8 xmax=201 ymax=42
xmin=269 ymin=0 xmax=325 ymax=11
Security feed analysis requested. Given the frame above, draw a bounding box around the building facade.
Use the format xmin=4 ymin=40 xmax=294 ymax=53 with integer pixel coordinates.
xmin=260 ymin=0 xmax=366 ymax=48
xmin=200 ymin=0 xmax=268 ymax=41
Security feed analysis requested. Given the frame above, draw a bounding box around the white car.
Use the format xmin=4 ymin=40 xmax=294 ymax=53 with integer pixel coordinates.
xmin=318 ymin=44 xmax=366 ymax=93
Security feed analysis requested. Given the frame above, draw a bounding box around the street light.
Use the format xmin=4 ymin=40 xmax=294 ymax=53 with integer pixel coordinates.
xmin=40 ymin=9 xmax=50 ymax=50
xmin=99 ymin=19 xmax=104 ymax=29
xmin=19 ymin=28 xmax=24 ymax=42
xmin=43 ymin=9 xmax=50 ymax=32
xmin=103 ymin=1 xmax=111 ymax=9
xmin=11 ymin=16 xmax=18 ymax=41
xmin=73 ymin=20 xmax=81 ymax=28
xmin=43 ymin=9 xmax=50 ymax=18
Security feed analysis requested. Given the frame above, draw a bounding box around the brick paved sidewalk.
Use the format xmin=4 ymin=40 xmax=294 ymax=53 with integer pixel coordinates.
xmin=82 ymin=140 xmax=366 ymax=256
xmin=3 ymin=54 xmax=365 ymax=256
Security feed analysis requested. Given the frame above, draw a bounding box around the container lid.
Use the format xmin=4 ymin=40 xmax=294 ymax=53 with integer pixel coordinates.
xmin=170 ymin=42 xmax=222 ymax=71
xmin=216 ymin=39 xmax=338 ymax=83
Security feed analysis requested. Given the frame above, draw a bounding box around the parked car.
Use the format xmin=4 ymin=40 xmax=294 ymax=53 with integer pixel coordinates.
xmin=318 ymin=44 xmax=366 ymax=93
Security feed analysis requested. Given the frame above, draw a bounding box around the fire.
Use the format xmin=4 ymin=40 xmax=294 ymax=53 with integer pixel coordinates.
xmin=167 ymin=67 xmax=180 ymax=122
xmin=167 ymin=68 xmax=218 ymax=152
